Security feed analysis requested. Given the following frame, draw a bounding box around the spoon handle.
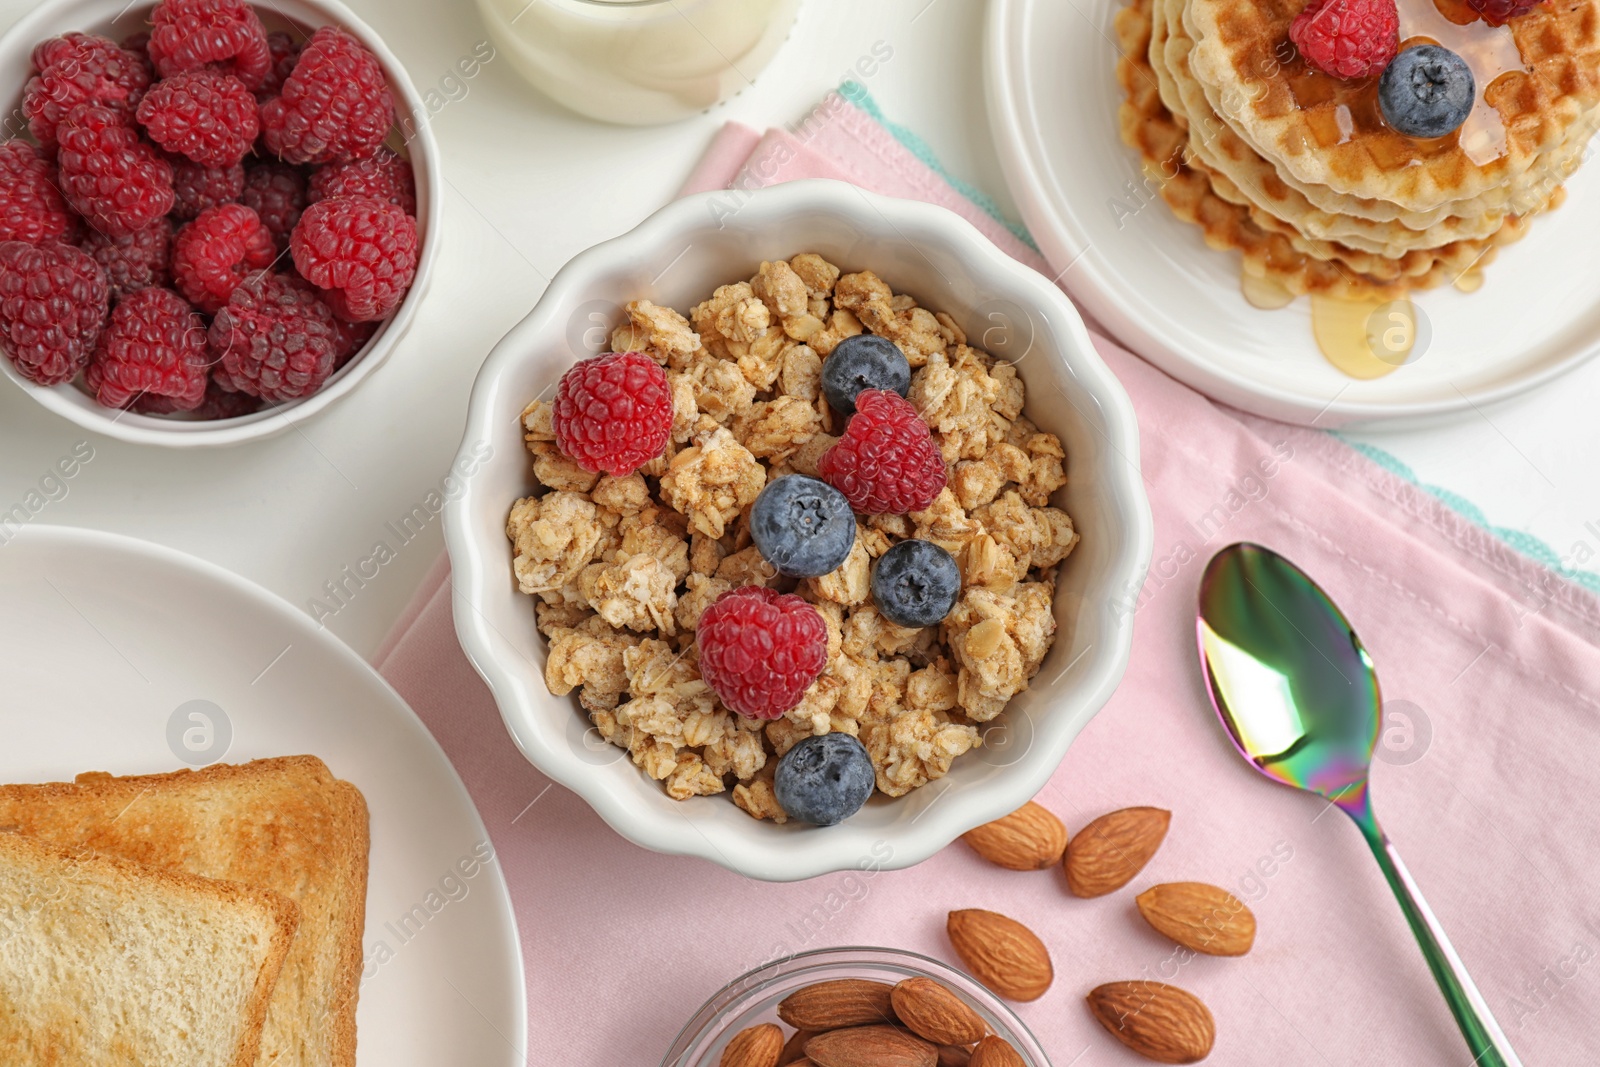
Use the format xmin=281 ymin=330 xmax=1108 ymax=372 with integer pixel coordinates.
xmin=1359 ymin=821 xmax=1522 ymax=1066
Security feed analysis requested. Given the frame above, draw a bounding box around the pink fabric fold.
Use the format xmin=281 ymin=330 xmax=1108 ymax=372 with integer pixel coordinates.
xmin=377 ymin=94 xmax=1600 ymax=1064
xmin=680 ymin=109 xmax=1051 ymax=275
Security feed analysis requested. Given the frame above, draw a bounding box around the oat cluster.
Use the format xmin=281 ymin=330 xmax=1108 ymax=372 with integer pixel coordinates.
xmin=506 ymin=254 xmax=1078 ymax=821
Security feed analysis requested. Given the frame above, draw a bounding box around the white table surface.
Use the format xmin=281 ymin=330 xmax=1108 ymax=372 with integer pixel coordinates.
xmin=1 ymin=0 xmax=1596 ymax=658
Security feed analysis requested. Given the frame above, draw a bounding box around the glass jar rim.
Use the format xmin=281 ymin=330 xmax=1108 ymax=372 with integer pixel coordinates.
xmin=660 ymin=946 xmax=1052 ymax=1066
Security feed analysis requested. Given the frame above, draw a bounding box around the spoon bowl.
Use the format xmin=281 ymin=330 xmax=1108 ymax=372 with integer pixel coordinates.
xmin=1197 ymin=541 xmax=1380 ymax=813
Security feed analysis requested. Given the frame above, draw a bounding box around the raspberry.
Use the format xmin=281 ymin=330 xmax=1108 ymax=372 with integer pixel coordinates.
xmin=550 ymin=351 xmax=673 ymax=475
xmin=307 ymin=149 xmax=416 ymax=215
xmin=84 ymin=286 xmax=207 ymax=409
xmin=259 ymin=26 xmax=393 ymax=164
xmin=0 ymin=142 xmax=76 ymax=244
xmin=290 ymin=195 xmax=417 ymax=322
xmin=136 ymin=70 xmax=259 ymax=167
xmin=696 ymin=587 xmax=828 ymax=720
xmin=1465 ymin=0 xmax=1543 ymax=22
xmin=24 ymin=33 xmax=151 ymax=148
xmin=0 ymin=241 xmax=109 ymax=386
xmin=257 ymin=31 xmax=302 ymax=97
xmin=1290 ymin=0 xmax=1400 ymax=80
xmin=55 ymin=103 xmax=176 ymax=238
xmin=148 ymin=0 xmax=272 ymax=90
xmin=201 ymin=377 xmax=263 ymax=417
xmin=139 ymin=376 xmax=262 ymax=418
xmin=240 ymin=161 xmax=306 ymax=249
xmin=817 ymin=390 xmax=947 ymax=514
xmin=171 ymin=158 xmax=245 ymax=220
xmin=81 ymin=217 xmax=173 ymax=299
xmin=210 ymin=271 xmax=339 ymax=402
xmin=171 ymin=203 xmax=276 ymax=312
xmin=331 ymin=316 xmax=377 ymax=369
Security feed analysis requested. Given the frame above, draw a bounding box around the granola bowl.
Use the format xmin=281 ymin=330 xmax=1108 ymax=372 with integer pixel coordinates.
xmin=0 ymin=0 xmax=440 ymax=448
xmin=660 ymin=947 xmax=1052 ymax=1066
xmin=445 ymin=179 xmax=1152 ymax=882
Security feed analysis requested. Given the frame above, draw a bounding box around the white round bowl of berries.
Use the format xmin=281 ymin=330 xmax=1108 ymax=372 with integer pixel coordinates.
xmin=445 ymin=179 xmax=1154 ymax=882
xmin=0 ymin=0 xmax=437 ymax=446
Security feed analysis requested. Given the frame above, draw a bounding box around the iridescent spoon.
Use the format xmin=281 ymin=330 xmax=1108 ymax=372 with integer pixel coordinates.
xmin=1197 ymin=542 xmax=1521 ymax=1067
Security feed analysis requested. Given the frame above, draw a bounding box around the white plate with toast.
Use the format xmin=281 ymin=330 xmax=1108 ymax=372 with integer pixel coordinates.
xmin=985 ymin=0 xmax=1600 ymax=427
xmin=0 ymin=525 xmax=526 ymax=1067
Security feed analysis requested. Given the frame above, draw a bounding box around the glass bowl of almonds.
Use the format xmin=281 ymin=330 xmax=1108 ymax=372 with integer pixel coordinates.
xmin=661 ymin=946 xmax=1051 ymax=1066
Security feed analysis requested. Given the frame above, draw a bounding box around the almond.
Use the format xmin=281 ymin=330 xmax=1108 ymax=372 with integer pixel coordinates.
xmin=936 ymin=1046 xmax=973 ymax=1067
xmin=780 ymin=1030 xmax=819 ymax=1066
xmin=1064 ymin=806 xmax=1170 ymax=897
xmin=945 ymin=909 xmax=1054 ymax=1002
xmin=1085 ymin=981 xmax=1215 ymax=1064
xmin=890 ymin=977 xmax=987 ymax=1046
xmin=721 ymin=1022 xmax=784 ymax=1067
xmin=778 ymin=979 xmax=897 ymax=1030
xmin=1136 ymin=882 xmax=1256 ymax=957
xmin=961 ymin=802 xmax=1068 ymax=871
xmin=967 ymin=1036 xmax=1025 ymax=1067
xmin=805 ymin=1025 xmax=937 ymax=1067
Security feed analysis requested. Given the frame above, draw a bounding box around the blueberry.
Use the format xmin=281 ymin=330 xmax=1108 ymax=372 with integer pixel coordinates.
xmin=1379 ymin=45 xmax=1474 ymax=139
xmin=774 ymin=733 xmax=876 ymax=826
xmin=750 ymin=474 xmax=857 ymax=578
xmin=822 ymin=333 xmax=911 ymax=415
xmin=870 ymin=539 xmax=961 ymax=628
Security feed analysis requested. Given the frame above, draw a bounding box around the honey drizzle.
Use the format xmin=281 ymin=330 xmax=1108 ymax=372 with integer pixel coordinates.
xmin=1284 ymin=0 xmax=1530 ymax=166
xmin=1242 ymin=274 xmax=1297 ymax=308
xmin=1396 ymin=0 xmax=1530 ymax=165
xmin=1309 ymin=294 xmax=1418 ymax=379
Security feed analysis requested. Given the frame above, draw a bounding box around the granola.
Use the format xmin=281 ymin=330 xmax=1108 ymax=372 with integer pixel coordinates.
xmin=612 ymin=299 xmax=701 ymax=369
xmin=659 ymin=421 xmax=765 ymax=538
xmin=507 ymin=255 xmax=1079 ymax=822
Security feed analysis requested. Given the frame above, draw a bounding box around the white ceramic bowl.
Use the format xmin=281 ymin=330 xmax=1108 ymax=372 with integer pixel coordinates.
xmin=0 ymin=0 xmax=439 ymax=447
xmin=445 ymin=180 xmax=1153 ymax=882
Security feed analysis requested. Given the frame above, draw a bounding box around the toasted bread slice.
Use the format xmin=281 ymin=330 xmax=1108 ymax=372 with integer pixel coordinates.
xmin=0 ymin=830 xmax=299 ymax=1066
xmin=0 ymin=756 xmax=369 ymax=1067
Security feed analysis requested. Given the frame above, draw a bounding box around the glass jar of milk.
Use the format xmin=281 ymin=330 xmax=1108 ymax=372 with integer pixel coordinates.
xmin=477 ymin=0 xmax=803 ymax=125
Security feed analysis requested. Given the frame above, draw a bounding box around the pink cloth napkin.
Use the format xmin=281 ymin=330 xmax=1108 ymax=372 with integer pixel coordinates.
xmin=376 ymin=95 xmax=1600 ymax=1064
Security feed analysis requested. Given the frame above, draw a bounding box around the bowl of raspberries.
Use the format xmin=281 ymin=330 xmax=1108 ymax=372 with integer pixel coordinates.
xmin=0 ymin=0 xmax=436 ymax=445
xmin=444 ymin=179 xmax=1154 ymax=881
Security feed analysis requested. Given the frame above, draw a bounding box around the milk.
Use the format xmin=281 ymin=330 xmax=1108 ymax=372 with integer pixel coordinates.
xmin=477 ymin=0 xmax=803 ymax=125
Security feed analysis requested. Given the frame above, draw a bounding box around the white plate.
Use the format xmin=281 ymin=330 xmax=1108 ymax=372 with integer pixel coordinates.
xmin=0 ymin=525 xmax=526 ymax=1066
xmin=985 ymin=0 xmax=1600 ymax=427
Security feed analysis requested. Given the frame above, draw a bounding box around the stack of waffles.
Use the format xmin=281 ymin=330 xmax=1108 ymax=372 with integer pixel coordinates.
xmin=1116 ymin=0 xmax=1600 ymax=298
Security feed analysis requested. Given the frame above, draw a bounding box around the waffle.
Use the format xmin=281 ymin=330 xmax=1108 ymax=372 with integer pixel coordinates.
xmin=1182 ymin=0 xmax=1600 ymax=213
xmin=1155 ymin=0 xmax=1501 ymax=252
xmin=1154 ymin=0 xmax=1597 ymax=255
xmin=1180 ymin=0 xmax=1600 ymax=228
xmin=1115 ymin=0 xmax=1542 ymax=298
